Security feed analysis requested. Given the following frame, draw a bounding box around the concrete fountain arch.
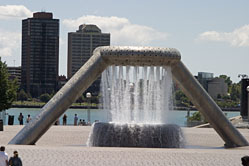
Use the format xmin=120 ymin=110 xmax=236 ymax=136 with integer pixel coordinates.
xmin=9 ymin=46 xmax=249 ymax=147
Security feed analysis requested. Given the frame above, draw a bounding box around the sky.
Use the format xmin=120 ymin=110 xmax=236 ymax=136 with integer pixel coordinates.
xmin=0 ymin=0 xmax=248 ymax=83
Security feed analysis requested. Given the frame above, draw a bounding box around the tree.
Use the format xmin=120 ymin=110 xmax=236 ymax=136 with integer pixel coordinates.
xmin=217 ymin=94 xmax=222 ymax=99
xmin=230 ymin=83 xmax=240 ymax=101
xmin=0 ymin=58 xmax=18 ymax=112
xmin=76 ymin=95 xmax=85 ymax=105
xmin=39 ymin=93 xmax=51 ymax=103
xmin=91 ymin=95 xmax=99 ymax=104
xmin=17 ymin=89 xmax=28 ymax=102
xmin=219 ymin=75 xmax=232 ymax=86
xmin=187 ymin=111 xmax=202 ymax=122
xmin=174 ymin=90 xmax=193 ymax=107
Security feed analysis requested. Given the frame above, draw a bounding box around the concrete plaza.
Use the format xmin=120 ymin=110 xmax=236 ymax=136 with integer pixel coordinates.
xmin=1 ymin=125 xmax=249 ymax=166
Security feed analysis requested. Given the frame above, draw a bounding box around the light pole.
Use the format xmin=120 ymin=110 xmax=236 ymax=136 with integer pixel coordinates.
xmin=86 ymin=92 xmax=92 ymax=125
xmin=247 ymin=86 xmax=249 ymax=122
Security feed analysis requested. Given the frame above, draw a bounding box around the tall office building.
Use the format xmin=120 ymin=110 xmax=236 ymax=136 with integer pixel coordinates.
xmin=7 ymin=66 xmax=22 ymax=85
xmin=21 ymin=12 xmax=59 ymax=97
xmin=67 ymin=24 xmax=110 ymax=94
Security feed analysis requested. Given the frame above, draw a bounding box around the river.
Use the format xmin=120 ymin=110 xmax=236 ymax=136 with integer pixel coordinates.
xmin=2 ymin=108 xmax=240 ymax=127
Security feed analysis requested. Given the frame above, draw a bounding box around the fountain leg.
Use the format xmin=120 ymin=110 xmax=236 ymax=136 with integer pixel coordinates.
xmin=171 ymin=61 xmax=249 ymax=147
xmin=9 ymin=51 xmax=108 ymax=145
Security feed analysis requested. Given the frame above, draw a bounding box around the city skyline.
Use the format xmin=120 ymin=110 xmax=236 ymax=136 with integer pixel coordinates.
xmin=0 ymin=0 xmax=248 ymax=82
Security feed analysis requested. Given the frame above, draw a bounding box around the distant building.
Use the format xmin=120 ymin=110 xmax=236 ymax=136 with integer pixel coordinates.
xmin=67 ymin=24 xmax=110 ymax=94
xmin=197 ymin=72 xmax=214 ymax=91
xmin=208 ymin=77 xmax=228 ymax=99
xmin=7 ymin=66 xmax=21 ymax=85
xmin=21 ymin=12 xmax=59 ymax=97
xmin=58 ymin=75 xmax=67 ymax=90
xmin=197 ymin=72 xmax=228 ymax=99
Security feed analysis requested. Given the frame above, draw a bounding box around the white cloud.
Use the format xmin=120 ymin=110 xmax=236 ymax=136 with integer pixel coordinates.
xmin=198 ymin=25 xmax=249 ymax=47
xmin=0 ymin=5 xmax=32 ymax=19
xmin=63 ymin=15 xmax=168 ymax=46
xmin=0 ymin=29 xmax=21 ymax=57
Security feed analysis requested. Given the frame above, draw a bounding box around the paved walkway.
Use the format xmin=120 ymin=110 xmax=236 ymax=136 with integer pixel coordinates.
xmin=1 ymin=125 xmax=249 ymax=166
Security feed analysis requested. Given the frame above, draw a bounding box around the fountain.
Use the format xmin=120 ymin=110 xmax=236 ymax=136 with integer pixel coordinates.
xmin=87 ymin=66 xmax=185 ymax=148
xmin=9 ymin=46 xmax=248 ymax=148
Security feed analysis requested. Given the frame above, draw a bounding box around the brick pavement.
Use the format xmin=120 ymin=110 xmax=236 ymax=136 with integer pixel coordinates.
xmin=1 ymin=126 xmax=249 ymax=166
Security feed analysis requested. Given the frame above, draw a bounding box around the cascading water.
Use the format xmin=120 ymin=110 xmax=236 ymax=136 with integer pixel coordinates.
xmin=87 ymin=66 xmax=185 ymax=148
xmin=101 ymin=66 xmax=173 ymax=123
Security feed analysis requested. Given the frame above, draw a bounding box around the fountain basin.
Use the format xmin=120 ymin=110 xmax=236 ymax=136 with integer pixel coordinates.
xmin=87 ymin=122 xmax=185 ymax=148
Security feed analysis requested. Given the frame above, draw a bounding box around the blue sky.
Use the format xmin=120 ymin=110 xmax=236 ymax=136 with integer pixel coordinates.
xmin=0 ymin=0 xmax=248 ymax=82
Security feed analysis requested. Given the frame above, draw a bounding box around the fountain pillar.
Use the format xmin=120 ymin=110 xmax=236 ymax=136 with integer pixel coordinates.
xmin=171 ymin=61 xmax=249 ymax=147
xmin=9 ymin=49 xmax=109 ymax=145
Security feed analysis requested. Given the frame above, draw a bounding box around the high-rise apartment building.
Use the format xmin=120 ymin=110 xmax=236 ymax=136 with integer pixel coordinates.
xmin=67 ymin=24 xmax=110 ymax=94
xmin=21 ymin=12 xmax=59 ymax=97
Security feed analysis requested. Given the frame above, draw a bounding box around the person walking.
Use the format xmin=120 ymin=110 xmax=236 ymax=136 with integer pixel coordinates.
xmin=74 ymin=114 xmax=78 ymax=126
xmin=0 ymin=146 xmax=8 ymax=166
xmin=18 ymin=113 xmax=24 ymax=125
xmin=63 ymin=114 xmax=67 ymax=125
xmin=9 ymin=151 xmax=22 ymax=166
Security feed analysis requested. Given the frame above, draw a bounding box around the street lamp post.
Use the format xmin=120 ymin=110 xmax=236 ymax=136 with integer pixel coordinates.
xmin=247 ymin=86 xmax=249 ymax=123
xmin=86 ymin=92 xmax=92 ymax=125
xmin=239 ymin=76 xmax=249 ymax=120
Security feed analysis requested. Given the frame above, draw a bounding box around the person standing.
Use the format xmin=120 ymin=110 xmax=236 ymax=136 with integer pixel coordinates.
xmin=18 ymin=113 xmax=24 ymax=125
xmin=78 ymin=119 xmax=83 ymax=126
xmin=0 ymin=146 xmax=8 ymax=166
xmin=82 ymin=119 xmax=86 ymax=126
xmin=26 ymin=114 xmax=31 ymax=123
xmin=9 ymin=151 xmax=22 ymax=166
xmin=242 ymin=156 xmax=249 ymax=166
xmin=63 ymin=114 xmax=67 ymax=125
xmin=74 ymin=114 xmax=78 ymax=126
